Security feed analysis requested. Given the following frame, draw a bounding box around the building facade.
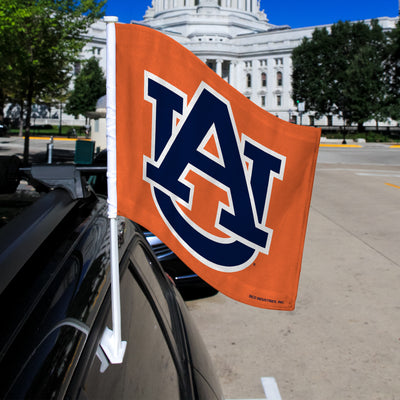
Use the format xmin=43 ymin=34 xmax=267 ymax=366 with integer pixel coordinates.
xmin=138 ymin=0 xmax=398 ymax=127
xmin=9 ymin=1 xmax=396 ymax=132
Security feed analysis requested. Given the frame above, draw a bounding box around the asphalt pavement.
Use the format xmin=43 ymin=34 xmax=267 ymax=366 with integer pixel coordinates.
xmin=187 ymin=144 xmax=400 ymax=400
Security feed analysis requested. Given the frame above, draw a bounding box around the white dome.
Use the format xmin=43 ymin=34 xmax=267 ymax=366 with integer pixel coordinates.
xmin=142 ymin=0 xmax=273 ymax=38
xmin=145 ymin=0 xmax=266 ymax=19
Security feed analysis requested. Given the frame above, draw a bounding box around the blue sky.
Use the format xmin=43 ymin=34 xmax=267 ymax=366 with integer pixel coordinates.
xmin=105 ymin=0 xmax=398 ymax=28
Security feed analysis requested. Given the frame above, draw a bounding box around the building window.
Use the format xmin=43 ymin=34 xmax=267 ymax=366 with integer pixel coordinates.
xmin=90 ymin=46 xmax=102 ymax=56
xmin=277 ymin=71 xmax=282 ymax=86
xmin=277 ymin=95 xmax=281 ymax=106
xmin=327 ymin=115 xmax=333 ymax=126
xmin=246 ymin=73 xmax=252 ymax=88
xmin=195 ymin=0 xmax=199 ymax=5
xmin=261 ymin=72 xmax=267 ymax=87
xmin=245 ymin=61 xmax=252 ymax=68
xmin=206 ymin=60 xmax=216 ymax=72
xmin=261 ymin=95 xmax=266 ymax=107
xmin=309 ymin=115 xmax=315 ymax=126
xmin=275 ymin=58 xmax=283 ymax=65
xmin=259 ymin=59 xmax=267 ymax=66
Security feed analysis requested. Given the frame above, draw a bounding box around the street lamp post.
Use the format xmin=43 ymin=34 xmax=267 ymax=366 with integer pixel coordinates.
xmin=58 ymin=102 xmax=63 ymax=136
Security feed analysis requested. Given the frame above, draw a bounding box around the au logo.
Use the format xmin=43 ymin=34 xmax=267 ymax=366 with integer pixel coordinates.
xmin=143 ymin=72 xmax=286 ymax=272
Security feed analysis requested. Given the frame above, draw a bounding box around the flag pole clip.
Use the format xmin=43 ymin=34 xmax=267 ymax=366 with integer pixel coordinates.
xmin=100 ymin=217 xmax=127 ymax=364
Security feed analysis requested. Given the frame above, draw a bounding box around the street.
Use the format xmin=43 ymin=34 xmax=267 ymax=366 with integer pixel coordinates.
xmin=187 ymin=144 xmax=400 ymax=400
xmin=1 ymin=137 xmax=399 ymax=399
xmin=0 ymin=136 xmax=77 ymax=163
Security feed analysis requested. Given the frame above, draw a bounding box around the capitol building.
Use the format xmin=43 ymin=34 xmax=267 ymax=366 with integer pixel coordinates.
xmin=12 ymin=1 xmax=397 ymax=135
xmin=141 ymin=0 xmax=306 ymax=123
xmin=137 ymin=0 xmax=397 ymax=126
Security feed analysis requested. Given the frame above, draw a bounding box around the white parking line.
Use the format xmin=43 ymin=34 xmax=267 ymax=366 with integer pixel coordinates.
xmin=355 ymin=172 xmax=400 ymax=178
xmin=261 ymin=377 xmax=282 ymax=400
xmin=320 ymin=168 xmax=400 ymax=178
xmin=226 ymin=377 xmax=282 ymax=400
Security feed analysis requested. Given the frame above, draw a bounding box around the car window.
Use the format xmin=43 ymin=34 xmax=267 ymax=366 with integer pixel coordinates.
xmin=129 ymin=242 xmax=173 ymax=326
xmin=79 ymin=261 xmax=181 ymax=399
xmin=5 ymin=325 xmax=86 ymax=399
xmin=128 ymin=242 xmax=190 ymax=365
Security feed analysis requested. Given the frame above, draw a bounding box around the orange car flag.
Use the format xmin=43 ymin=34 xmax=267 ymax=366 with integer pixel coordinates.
xmin=108 ymin=23 xmax=320 ymax=310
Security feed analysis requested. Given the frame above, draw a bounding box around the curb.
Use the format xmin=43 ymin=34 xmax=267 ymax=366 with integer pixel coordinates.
xmin=30 ymin=136 xmax=91 ymax=142
xmin=320 ymin=144 xmax=362 ymax=148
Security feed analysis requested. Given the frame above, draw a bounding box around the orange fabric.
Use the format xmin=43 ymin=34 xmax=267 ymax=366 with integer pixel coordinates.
xmin=114 ymin=23 xmax=320 ymax=310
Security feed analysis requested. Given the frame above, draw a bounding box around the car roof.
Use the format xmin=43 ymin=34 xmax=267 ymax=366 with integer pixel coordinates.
xmin=0 ymin=188 xmax=77 ymax=293
xmin=0 ymin=163 xmax=97 ymax=295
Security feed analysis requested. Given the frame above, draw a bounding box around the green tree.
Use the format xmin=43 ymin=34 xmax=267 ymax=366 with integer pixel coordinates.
xmin=292 ymin=27 xmax=334 ymax=117
xmin=65 ymin=57 xmax=106 ymax=121
xmin=0 ymin=0 xmax=105 ymax=164
xmin=385 ymin=20 xmax=400 ymax=121
xmin=292 ymin=20 xmax=388 ymax=133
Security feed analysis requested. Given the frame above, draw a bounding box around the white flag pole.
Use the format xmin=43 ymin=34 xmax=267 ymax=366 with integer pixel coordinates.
xmin=101 ymin=16 xmax=127 ymax=364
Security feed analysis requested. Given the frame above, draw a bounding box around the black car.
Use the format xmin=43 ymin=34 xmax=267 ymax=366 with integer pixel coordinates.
xmin=0 ymin=159 xmax=223 ymax=399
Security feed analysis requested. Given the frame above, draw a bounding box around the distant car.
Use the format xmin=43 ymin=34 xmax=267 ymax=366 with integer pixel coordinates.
xmin=141 ymin=229 xmax=218 ymax=300
xmin=90 ymin=150 xmax=217 ymax=300
xmin=0 ymin=160 xmax=223 ymax=399
xmin=0 ymin=123 xmax=8 ymax=136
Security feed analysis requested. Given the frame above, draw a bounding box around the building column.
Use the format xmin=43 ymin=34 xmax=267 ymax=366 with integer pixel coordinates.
xmin=216 ymin=59 xmax=223 ymax=77
xmin=229 ymin=60 xmax=237 ymax=88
